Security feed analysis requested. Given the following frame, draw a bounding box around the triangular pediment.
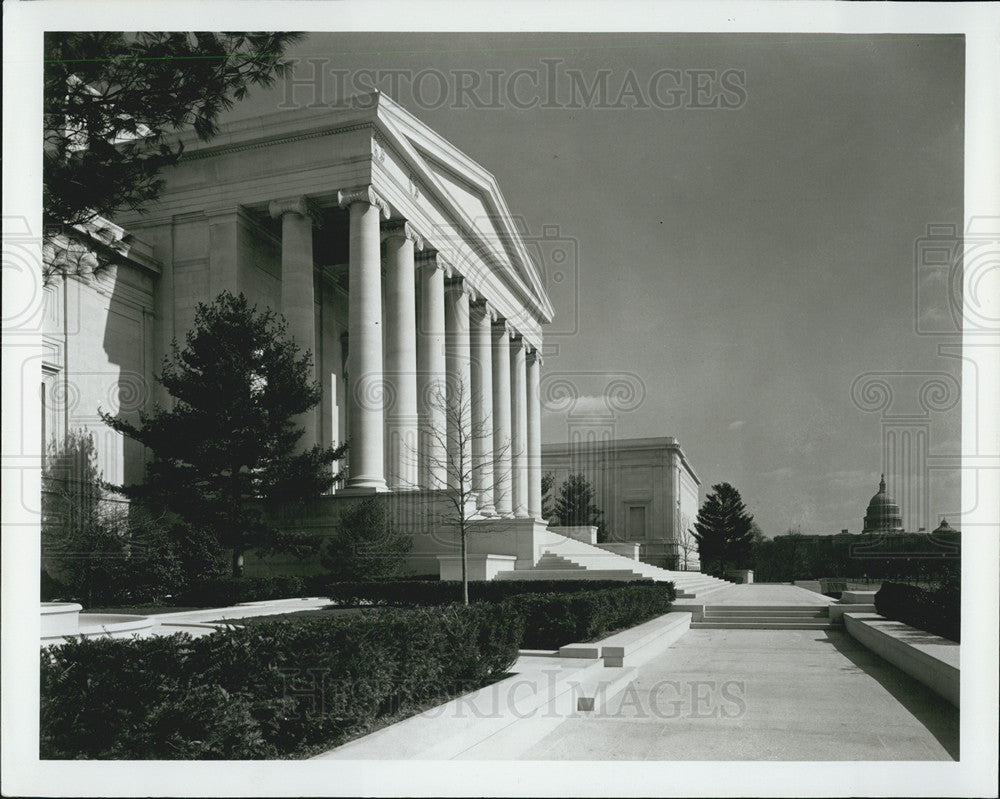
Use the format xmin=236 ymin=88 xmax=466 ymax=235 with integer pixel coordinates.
xmin=372 ymin=93 xmax=554 ymax=326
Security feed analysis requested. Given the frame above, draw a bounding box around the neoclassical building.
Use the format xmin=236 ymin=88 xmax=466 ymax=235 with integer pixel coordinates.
xmin=542 ymin=437 xmax=701 ymax=569
xmin=42 ymin=92 xmax=557 ymax=572
xmin=42 ymin=93 xmax=724 ymax=590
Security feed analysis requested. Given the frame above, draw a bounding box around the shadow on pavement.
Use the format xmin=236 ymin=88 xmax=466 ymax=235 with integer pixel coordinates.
xmin=818 ymin=630 xmax=959 ymax=761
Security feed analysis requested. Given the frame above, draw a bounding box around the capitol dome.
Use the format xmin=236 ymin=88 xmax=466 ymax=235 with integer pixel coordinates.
xmin=862 ymin=474 xmax=904 ymax=533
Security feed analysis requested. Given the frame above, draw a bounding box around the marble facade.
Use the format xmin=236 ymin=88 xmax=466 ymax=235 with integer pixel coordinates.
xmin=41 ymin=93 xmax=554 ymax=573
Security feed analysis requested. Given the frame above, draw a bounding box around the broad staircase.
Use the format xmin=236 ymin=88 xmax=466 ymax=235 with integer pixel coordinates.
xmin=495 ymin=530 xmax=734 ymax=600
xmin=691 ymin=605 xmax=833 ymax=630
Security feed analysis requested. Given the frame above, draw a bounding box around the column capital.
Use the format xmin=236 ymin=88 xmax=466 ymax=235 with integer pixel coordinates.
xmin=381 ymin=220 xmax=424 ymax=251
xmin=445 ymin=274 xmax=477 ymax=300
xmin=269 ymin=195 xmax=322 ymax=226
xmin=337 ymin=185 xmax=391 ymax=219
xmin=470 ymin=298 xmax=498 ymax=323
xmin=527 ymin=347 xmax=544 ymax=367
xmin=416 ymin=250 xmax=453 ymax=276
xmin=492 ymin=317 xmax=516 ymax=339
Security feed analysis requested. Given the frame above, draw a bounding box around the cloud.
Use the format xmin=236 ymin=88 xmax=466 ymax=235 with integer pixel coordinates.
xmin=728 ymin=420 xmax=746 ymax=431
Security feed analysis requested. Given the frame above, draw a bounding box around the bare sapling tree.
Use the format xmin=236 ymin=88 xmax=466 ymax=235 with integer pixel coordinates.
xmin=409 ymin=376 xmax=511 ymax=605
xmin=677 ymin=525 xmax=699 ymax=571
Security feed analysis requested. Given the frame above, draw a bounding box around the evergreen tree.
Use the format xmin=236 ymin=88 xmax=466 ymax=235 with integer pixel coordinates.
xmin=44 ymin=32 xmax=303 ymax=230
xmin=692 ymin=482 xmax=755 ymax=577
xmin=541 ymin=471 xmax=556 ymax=521
xmin=41 ymin=430 xmax=189 ymax=605
xmin=101 ymin=291 xmax=346 ymax=578
xmin=320 ymin=498 xmax=412 ymax=582
xmin=553 ymin=474 xmax=604 ymax=531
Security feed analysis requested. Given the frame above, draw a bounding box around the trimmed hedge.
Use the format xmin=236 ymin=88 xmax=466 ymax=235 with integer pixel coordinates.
xmin=169 ymin=575 xmax=308 ymax=607
xmin=505 ymin=584 xmax=677 ymax=649
xmin=874 ymin=580 xmax=960 ymax=642
xmin=319 ymin=578 xmax=662 ymax=607
xmin=41 ymin=603 xmax=521 ymax=759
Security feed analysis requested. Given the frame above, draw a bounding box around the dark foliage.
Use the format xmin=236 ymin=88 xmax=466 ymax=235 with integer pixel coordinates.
xmin=170 ymin=575 xmax=309 ymax=608
xmin=41 ymin=603 xmax=520 ymax=759
xmin=504 ymin=584 xmax=677 ymax=649
xmin=40 ymin=430 xmax=214 ymax=605
xmin=692 ymin=483 xmax=755 ymax=576
xmin=750 ymin=530 xmax=961 ymax=584
xmin=875 ymin=580 xmax=960 ymax=642
xmin=319 ymin=498 xmax=412 ymax=582
xmin=101 ymin=292 xmax=347 ymax=578
xmin=44 ymin=32 xmax=302 ymax=229
xmin=316 ymin=578 xmax=664 ymax=607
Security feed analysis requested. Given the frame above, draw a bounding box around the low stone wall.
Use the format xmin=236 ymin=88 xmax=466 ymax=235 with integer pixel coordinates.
xmin=844 ymin=612 xmax=959 ymax=707
xmin=596 ymin=542 xmax=640 ymax=561
xmin=549 ymin=526 xmax=598 ymax=545
xmin=438 ymin=554 xmax=517 ymax=581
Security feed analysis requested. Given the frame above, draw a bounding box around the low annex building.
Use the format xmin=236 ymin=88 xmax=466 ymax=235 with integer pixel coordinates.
xmin=542 ymin=436 xmax=701 ymax=569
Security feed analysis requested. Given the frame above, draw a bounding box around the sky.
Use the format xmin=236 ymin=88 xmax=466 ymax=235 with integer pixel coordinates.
xmin=223 ymin=33 xmax=964 ymax=536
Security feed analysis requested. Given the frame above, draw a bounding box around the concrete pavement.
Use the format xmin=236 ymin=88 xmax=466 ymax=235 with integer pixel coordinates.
xmin=519 ymin=627 xmax=958 ymax=761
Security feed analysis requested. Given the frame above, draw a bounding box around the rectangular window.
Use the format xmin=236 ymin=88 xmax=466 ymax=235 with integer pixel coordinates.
xmin=628 ymin=505 xmax=647 ymax=540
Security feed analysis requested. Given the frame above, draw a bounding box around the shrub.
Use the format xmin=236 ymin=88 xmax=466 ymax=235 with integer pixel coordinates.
xmin=41 ymin=602 xmax=520 ymax=759
xmin=171 ymin=575 xmax=307 ymax=607
xmin=41 ymin=431 xmax=191 ymax=606
xmin=319 ymin=498 xmax=412 ymax=582
xmin=875 ymin=581 xmax=960 ymax=642
xmin=318 ymin=578 xmax=663 ymax=607
xmin=505 ymin=584 xmax=677 ymax=649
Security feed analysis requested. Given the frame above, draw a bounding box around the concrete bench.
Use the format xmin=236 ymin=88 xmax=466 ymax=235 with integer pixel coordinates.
xmin=844 ymin=612 xmax=959 ymax=707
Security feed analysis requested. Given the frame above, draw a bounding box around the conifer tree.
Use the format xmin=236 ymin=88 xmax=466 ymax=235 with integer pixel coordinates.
xmin=101 ymin=291 xmax=346 ymax=578
xmin=692 ymin=482 xmax=755 ymax=577
xmin=553 ymin=474 xmax=604 ymax=530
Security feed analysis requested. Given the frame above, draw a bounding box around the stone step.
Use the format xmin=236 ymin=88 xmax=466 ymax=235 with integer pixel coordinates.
xmin=497 ymin=569 xmax=644 ymax=581
xmin=704 ymin=608 xmax=829 ymax=618
xmin=703 ymin=604 xmax=832 ymax=612
xmin=691 ymin=620 xmax=835 ymax=630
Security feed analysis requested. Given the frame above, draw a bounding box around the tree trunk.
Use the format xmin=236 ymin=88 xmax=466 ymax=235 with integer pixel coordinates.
xmin=461 ymin=527 xmax=469 ymax=606
xmin=231 ymin=547 xmax=243 ymax=580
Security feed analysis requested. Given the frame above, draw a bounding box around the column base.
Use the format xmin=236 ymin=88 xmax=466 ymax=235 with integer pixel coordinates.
xmin=338 ymin=482 xmax=389 ymax=496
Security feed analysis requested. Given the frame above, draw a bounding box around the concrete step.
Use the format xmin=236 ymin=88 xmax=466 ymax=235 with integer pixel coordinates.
xmin=496 ymin=569 xmax=642 ymax=581
xmin=704 ymin=608 xmax=829 ymax=618
xmin=703 ymin=604 xmax=832 ymax=612
xmin=691 ymin=620 xmax=835 ymax=630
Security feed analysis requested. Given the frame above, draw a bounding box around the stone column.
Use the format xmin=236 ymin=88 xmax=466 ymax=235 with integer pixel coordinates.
xmin=338 ymin=186 xmax=390 ymax=491
xmin=526 ymin=346 xmax=543 ymax=520
xmin=417 ymin=252 xmax=448 ymax=490
xmin=269 ymin=196 xmax=318 ymax=452
xmin=445 ymin=277 xmax=473 ymax=494
xmin=509 ymin=334 xmax=529 ymax=517
xmin=382 ymin=221 xmax=423 ymax=490
xmin=491 ymin=319 xmax=514 ymax=516
xmin=470 ymin=300 xmax=496 ymax=515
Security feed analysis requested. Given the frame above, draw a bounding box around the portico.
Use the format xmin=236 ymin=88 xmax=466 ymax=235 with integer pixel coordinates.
xmin=113 ymin=92 xmax=553 ymax=568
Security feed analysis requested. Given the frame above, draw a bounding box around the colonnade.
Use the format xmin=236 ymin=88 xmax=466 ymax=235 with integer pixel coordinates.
xmin=270 ymin=187 xmax=543 ymax=519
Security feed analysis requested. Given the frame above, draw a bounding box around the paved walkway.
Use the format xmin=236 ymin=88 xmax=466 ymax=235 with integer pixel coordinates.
xmin=516 ymin=628 xmax=957 ymax=761
xmin=318 ymin=584 xmax=957 ymax=761
xmin=700 ymin=583 xmax=835 ymax=606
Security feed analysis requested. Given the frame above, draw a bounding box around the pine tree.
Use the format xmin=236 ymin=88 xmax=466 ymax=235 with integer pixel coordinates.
xmin=101 ymin=291 xmax=346 ymax=578
xmin=44 ymin=32 xmax=303 ymax=230
xmin=553 ymin=474 xmax=604 ymax=530
xmin=692 ymin=482 xmax=755 ymax=577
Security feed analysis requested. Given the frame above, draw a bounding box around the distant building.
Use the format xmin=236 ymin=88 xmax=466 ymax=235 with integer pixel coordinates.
xmin=862 ymin=474 xmax=905 ymax=533
xmin=541 ymin=437 xmax=700 ymax=568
